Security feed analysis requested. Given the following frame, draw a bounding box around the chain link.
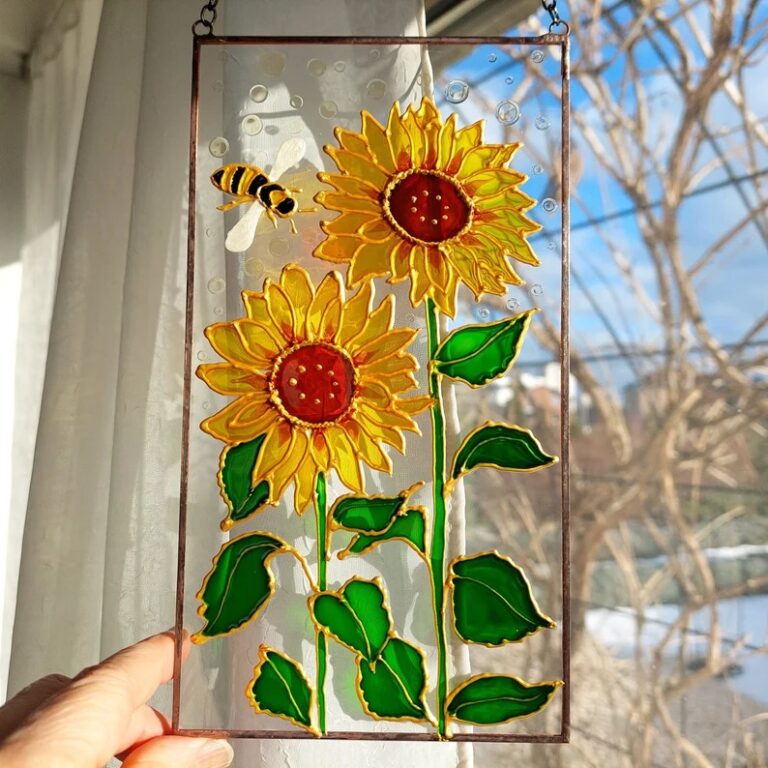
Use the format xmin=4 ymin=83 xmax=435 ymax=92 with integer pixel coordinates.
xmin=192 ymin=0 xmax=219 ymax=36
xmin=541 ymin=0 xmax=569 ymax=34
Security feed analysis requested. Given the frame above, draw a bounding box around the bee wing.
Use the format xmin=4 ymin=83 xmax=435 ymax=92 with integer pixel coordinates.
xmin=225 ymin=201 xmax=264 ymax=252
xmin=269 ymin=138 xmax=306 ymax=182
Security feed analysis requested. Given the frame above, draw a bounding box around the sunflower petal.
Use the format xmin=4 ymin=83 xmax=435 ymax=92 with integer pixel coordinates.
xmin=361 ymin=110 xmax=397 ymax=173
xmin=317 ymin=172 xmax=381 ymax=200
xmin=279 ymin=265 xmax=313 ymax=340
xmin=196 ymin=363 xmax=266 ymax=395
xmin=353 ymin=411 xmax=406 ymax=454
xmin=357 ymin=380 xmax=392 ymax=408
xmin=396 ymin=394 xmax=433 ymax=415
xmin=358 ymin=401 xmax=420 ymax=434
xmin=201 ymin=396 xmax=278 ymax=444
xmin=354 ymin=328 xmax=419 ymax=366
xmin=358 ymin=217 xmax=396 ymax=243
xmin=240 ymin=293 xmax=284 ymax=345
xmin=389 ymin=237 xmax=411 ymax=283
xmin=264 ymin=280 xmax=296 ymax=342
xmin=325 ymin=424 xmax=364 ymax=492
xmin=320 ymin=212 xmax=379 ymax=237
xmin=386 ymin=102 xmax=412 ymax=171
xmin=307 ymin=272 xmax=343 ymax=340
xmin=315 ymin=191 xmax=380 ymax=214
xmin=324 ymin=148 xmax=390 ymax=190
xmin=314 ymin=234 xmax=361 ymax=264
xmin=310 ymin=430 xmax=331 ymax=471
xmin=204 ymin=323 xmax=259 ymax=367
xmin=348 ymin=294 xmax=394 ymax=353
xmin=338 ymin=281 xmax=373 ymax=346
xmin=270 ymin=429 xmax=309 ymax=505
xmin=235 ymin=319 xmax=282 ymax=362
xmin=334 ymin=127 xmax=373 ymax=158
xmin=408 ymin=244 xmax=431 ymax=308
xmin=294 ymin=454 xmax=317 ymax=515
xmin=360 ymin=353 xmax=418 ymax=376
xmin=252 ymin=420 xmax=293 ymax=486
xmin=436 ymin=113 xmax=457 ymax=171
xmin=347 ymin=241 xmax=392 ymax=286
xmin=318 ymin=297 xmax=342 ymax=342
xmin=345 ymin=419 xmax=392 ymax=473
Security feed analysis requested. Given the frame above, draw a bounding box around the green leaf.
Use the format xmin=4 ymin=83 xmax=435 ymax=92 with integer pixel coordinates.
xmin=330 ymin=483 xmax=421 ymax=534
xmin=433 ymin=309 xmax=536 ymax=386
xmin=357 ymin=638 xmax=431 ymax=722
xmin=340 ymin=508 xmax=426 ymax=559
xmin=218 ymin=436 xmax=270 ymax=530
xmin=446 ymin=674 xmax=561 ymax=725
xmin=450 ymin=423 xmax=557 ymax=485
xmin=310 ymin=578 xmax=391 ymax=662
xmin=192 ymin=532 xmax=285 ymax=641
xmin=247 ymin=646 xmax=317 ymax=734
xmin=450 ymin=552 xmax=555 ymax=645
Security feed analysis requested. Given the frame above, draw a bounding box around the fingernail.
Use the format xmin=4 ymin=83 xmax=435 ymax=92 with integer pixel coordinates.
xmin=195 ymin=739 xmax=234 ymax=768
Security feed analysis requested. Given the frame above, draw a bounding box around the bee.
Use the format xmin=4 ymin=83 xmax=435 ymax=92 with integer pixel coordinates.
xmin=210 ymin=138 xmax=315 ymax=252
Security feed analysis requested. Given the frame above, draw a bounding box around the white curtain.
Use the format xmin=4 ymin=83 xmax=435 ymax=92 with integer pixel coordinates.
xmin=7 ymin=1 xmax=473 ymax=766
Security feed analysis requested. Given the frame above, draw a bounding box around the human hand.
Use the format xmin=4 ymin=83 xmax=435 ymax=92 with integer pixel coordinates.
xmin=0 ymin=630 xmax=233 ymax=767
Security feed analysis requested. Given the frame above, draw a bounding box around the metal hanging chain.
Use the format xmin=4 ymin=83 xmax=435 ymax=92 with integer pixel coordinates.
xmin=193 ymin=0 xmax=219 ymax=36
xmin=541 ymin=0 xmax=570 ymax=34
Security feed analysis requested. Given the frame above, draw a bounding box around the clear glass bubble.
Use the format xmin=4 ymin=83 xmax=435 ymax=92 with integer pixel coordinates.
xmin=334 ymin=60 xmax=346 ymax=72
xmin=506 ymin=298 xmax=520 ymax=311
xmin=530 ymin=49 xmax=545 ymax=64
xmin=505 ymin=76 xmax=514 ymax=84
xmin=265 ymin=125 xmax=279 ymax=136
xmin=542 ymin=198 xmax=558 ymax=213
xmin=319 ymin=100 xmax=339 ymax=119
xmin=301 ymin=229 xmax=317 ymax=244
xmin=213 ymin=306 xmax=225 ymax=316
xmin=205 ymin=227 xmax=213 ymax=237
xmin=488 ymin=53 xmax=497 ymax=62
xmin=307 ymin=58 xmax=326 ymax=76
xmin=444 ymin=79 xmax=470 ymax=104
xmin=260 ymin=52 xmax=285 ymax=75
xmin=244 ymin=257 xmax=264 ymax=277
xmin=547 ymin=240 xmax=557 ymax=250
xmin=535 ymin=115 xmax=551 ymax=130
xmin=207 ymin=277 xmax=225 ymax=294
xmin=270 ymin=238 xmax=290 ymax=258
xmin=289 ymin=95 xmax=304 ymax=109
xmin=196 ymin=350 xmax=207 ymax=361
xmin=531 ymin=284 xmax=544 ymax=296
xmin=241 ymin=115 xmax=263 ymax=136
xmin=478 ymin=307 xmax=491 ymax=320
xmin=495 ymin=100 xmax=521 ymax=125
xmin=370 ymin=48 xmax=381 ymax=60
xmin=202 ymin=401 xmax=212 ymax=411
xmin=533 ymin=164 xmax=544 ymax=174
xmin=366 ymin=79 xmax=387 ymax=100
xmin=208 ymin=136 xmax=229 ymax=157
xmin=249 ymin=84 xmax=269 ymax=103
xmin=241 ymin=149 xmax=256 ymax=164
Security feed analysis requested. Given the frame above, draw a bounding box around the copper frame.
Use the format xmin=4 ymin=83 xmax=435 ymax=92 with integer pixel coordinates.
xmin=173 ymin=33 xmax=571 ymax=743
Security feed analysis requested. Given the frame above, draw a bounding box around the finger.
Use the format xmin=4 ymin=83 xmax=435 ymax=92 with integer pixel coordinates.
xmin=0 ymin=630 xmax=190 ymax=767
xmin=0 ymin=674 xmax=71 ymax=739
xmin=114 ymin=704 xmax=171 ymax=759
xmin=76 ymin=629 xmax=191 ymax=710
xmin=121 ymin=736 xmax=233 ymax=768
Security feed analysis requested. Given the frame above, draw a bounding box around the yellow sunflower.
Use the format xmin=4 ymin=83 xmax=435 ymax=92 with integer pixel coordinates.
xmin=313 ymin=97 xmax=542 ymax=318
xmin=196 ymin=265 xmax=431 ymax=514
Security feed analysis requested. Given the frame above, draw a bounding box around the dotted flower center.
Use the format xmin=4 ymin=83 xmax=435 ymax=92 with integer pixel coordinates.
xmin=272 ymin=343 xmax=356 ymax=425
xmin=384 ymin=170 xmax=473 ymax=244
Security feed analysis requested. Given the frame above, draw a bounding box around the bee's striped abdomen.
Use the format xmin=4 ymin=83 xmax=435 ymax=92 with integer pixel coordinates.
xmin=210 ymin=164 xmax=269 ymax=199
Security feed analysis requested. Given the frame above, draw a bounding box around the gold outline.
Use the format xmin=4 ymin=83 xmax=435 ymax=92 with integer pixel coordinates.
xmin=382 ymin=168 xmax=475 ymax=247
xmin=445 ymin=420 xmax=559 ymax=496
xmin=444 ymin=673 xmax=563 ymax=736
xmin=327 ymin=481 xmax=424 ymax=534
xmin=338 ymin=506 xmax=428 ymax=562
xmin=446 ymin=549 xmax=556 ymax=648
xmin=306 ymin=575 xmax=436 ymax=727
xmin=191 ymin=530 xmax=315 ymax=644
xmin=245 ymin=644 xmax=321 ymax=737
xmin=431 ymin=309 xmax=538 ymax=390
xmin=354 ymin=636 xmax=438 ymax=728
xmin=268 ymin=340 xmax=360 ymax=430
xmin=216 ymin=441 xmax=275 ymax=532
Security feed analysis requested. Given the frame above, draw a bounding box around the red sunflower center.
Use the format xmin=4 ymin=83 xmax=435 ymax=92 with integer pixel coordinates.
xmin=273 ymin=343 xmax=356 ymax=424
xmin=385 ymin=170 xmax=472 ymax=244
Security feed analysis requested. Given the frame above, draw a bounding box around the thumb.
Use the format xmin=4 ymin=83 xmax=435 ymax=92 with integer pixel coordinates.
xmin=122 ymin=736 xmax=234 ymax=768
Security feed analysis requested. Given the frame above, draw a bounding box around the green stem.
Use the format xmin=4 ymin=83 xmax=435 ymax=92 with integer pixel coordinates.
xmin=425 ymin=298 xmax=449 ymax=738
xmin=314 ymin=471 xmax=328 ymax=735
